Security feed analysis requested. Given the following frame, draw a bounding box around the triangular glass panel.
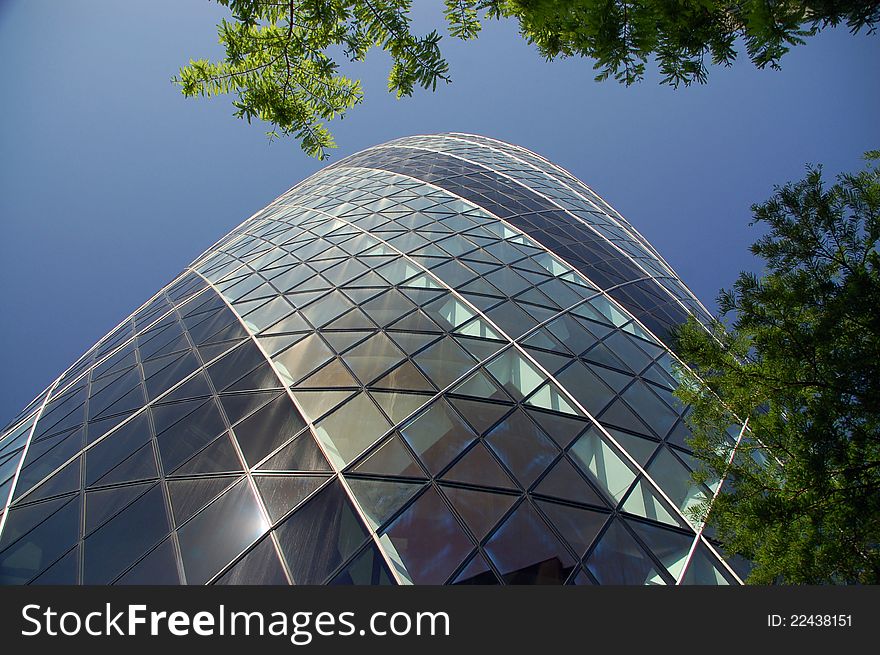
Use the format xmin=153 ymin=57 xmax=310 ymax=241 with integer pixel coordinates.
xmin=570 ymin=427 xmax=637 ymax=503
xmin=329 ymin=543 xmax=395 ymax=585
xmin=0 ymin=496 xmax=81 ymax=584
xmin=198 ymin=338 xmax=244 ymax=363
xmin=233 ymin=394 xmax=307 ymax=467
xmin=370 ymin=391 xmax=432 ymax=426
xmin=627 ymin=519 xmax=695 ymax=583
xmin=387 ymin=309 xmax=442 ymax=333
xmin=83 ymin=484 xmax=170 ymax=584
xmin=379 ymin=487 xmax=473 ymax=585
xmin=256 ymin=431 xmax=330 ymax=472
xmin=261 ymin=311 xmax=311 ymax=335
xmin=273 ymin=334 xmax=334 ymax=386
xmin=300 ymin=290 xmax=355 ymax=328
xmin=321 ymin=330 xmax=373 ymax=353
xmin=220 ymin=391 xmax=280 ymax=426
xmin=454 ymin=317 xmax=503 ymax=340
xmin=621 ymin=477 xmax=685 ymax=528
xmin=156 ymin=400 xmax=226 ymax=473
xmin=284 ymin=290 xmax=325 ymax=309
xmin=18 ymin=457 xmax=81 ymax=503
xmin=290 ymin=389 xmax=356 ymax=423
xmin=526 ymin=382 xmax=581 ymax=416
xmin=152 ymin=400 xmax=210 ymax=434
xmin=598 ymin=398 xmax=654 ymax=437
xmin=85 ymin=481 xmax=153 ymax=535
xmin=441 ymin=441 xmax=516 ymax=490
xmin=533 ymin=456 xmax=607 ymax=507
xmin=585 ymin=519 xmax=669 ymax=585
xmin=387 ymin=331 xmax=440 ymax=356
xmin=176 ymin=479 xmax=269 ymax=585
xmin=369 ymin=360 xmax=435 ymax=393
xmin=524 ymin=408 xmax=588 ymax=449
xmin=451 ymin=553 xmax=499 ymax=585
xmin=486 ymin=348 xmax=543 ymax=400
xmin=399 ymin=401 xmax=477 ymax=476
xmin=275 ymin=479 xmax=370 ymax=584
xmin=484 ymin=409 xmax=559 ymax=489
xmin=342 ymin=269 xmax=388 ymax=288
xmin=341 ymin=332 xmax=405 ymax=385
xmin=586 ymin=361 xmax=632 ymax=392
xmin=454 ymin=335 xmax=507 ymax=362
xmin=225 ymin=361 xmax=281 ymax=393
xmin=168 ymin=476 xmax=239 ymax=526
xmin=523 ymin=348 xmax=570 ymax=378
xmin=214 ymin=536 xmax=288 ymax=585
xmin=346 ymin=477 xmax=424 ymax=530
xmin=160 ymin=372 xmax=212 ymax=404
xmin=521 ymin=327 xmax=567 ymax=353
xmin=610 ymin=428 xmax=660 ymax=467
xmin=255 ymin=474 xmax=330 ymax=523
xmin=294 ymin=358 xmax=360 ymax=388
xmin=30 ymin=545 xmax=79 ymax=585
xmin=400 ymin=287 xmax=445 ymax=307
xmin=442 ymin=485 xmax=517 ymax=541
xmin=483 ymin=500 xmax=575 ymax=585
xmin=349 ymin=434 xmax=424 ymax=478
xmin=536 ymin=500 xmax=608 ymax=558
xmin=680 ymin=541 xmax=736 ymax=585
xmin=313 ymin=393 xmax=392 ymax=469
xmin=413 ymin=337 xmax=477 ymax=389
xmin=448 ymin=397 xmax=510 ymax=435
xmin=450 ymin=369 xmax=510 ymax=401
xmin=0 ymin=495 xmax=72 ymax=548
xmin=172 ymin=433 xmax=244 ymax=476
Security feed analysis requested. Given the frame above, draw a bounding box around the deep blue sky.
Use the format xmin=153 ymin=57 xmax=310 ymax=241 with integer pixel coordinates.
xmin=1 ymin=1 xmax=878 ymax=424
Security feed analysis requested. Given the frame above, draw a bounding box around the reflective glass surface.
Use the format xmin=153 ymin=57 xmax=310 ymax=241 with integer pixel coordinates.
xmin=0 ymin=134 xmax=738 ymax=585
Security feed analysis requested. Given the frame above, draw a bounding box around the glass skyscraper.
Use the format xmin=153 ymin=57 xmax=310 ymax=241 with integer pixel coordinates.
xmin=0 ymin=133 xmax=743 ymax=585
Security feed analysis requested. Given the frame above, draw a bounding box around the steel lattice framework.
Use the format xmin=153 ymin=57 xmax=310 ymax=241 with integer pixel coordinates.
xmin=0 ymin=134 xmax=743 ymax=585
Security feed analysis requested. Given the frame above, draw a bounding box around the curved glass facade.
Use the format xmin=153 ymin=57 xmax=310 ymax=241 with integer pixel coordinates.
xmin=0 ymin=134 xmax=740 ymax=585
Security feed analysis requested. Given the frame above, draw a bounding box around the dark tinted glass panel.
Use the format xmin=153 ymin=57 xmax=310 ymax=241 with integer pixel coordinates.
xmin=257 ymin=432 xmax=331 ymax=472
xmin=156 ymin=400 xmax=226 ymax=472
xmin=233 ymin=395 xmax=307 ymax=466
xmin=350 ymin=435 xmax=424 ymax=478
xmin=441 ymin=485 xmax=517 ymax=540
xmin=255 ymin=474 xmax=329 ymax=522
xmin=92 ymin=442 xmax=159 ymax=486
xmin=451 ymin=553 xmax=499 ymax=585
xmin=484 ymin=410 xmax=558 ymax=489
xmin=171 ymin=433 xmax=243 ymax=476
xmin=329 ymin=543 xmax=394 ymax=585
xmin=484 ymin=500 xmax=575 ymax=584
xmin=215 ymin=536 xmax=288 ymax=585
xmin=346 ymin=477 xmax=424 ymax=530
xmin=85 ymin=482 xmax=153 ymax=534
xmin=276 ymin=480 xmax=369 ymax=584
xmin=585 ymin=519 xmax=668 ymax=585
xmin=178 ymin=479 xmax=268 ymax=584
xmin=83 ymin=484 xmax=169 ymax=584
xmin=533 ymin=456 xmax=606 ymax=507
xmin=168 ymin=476 xmax=239 ymax=526
xmin=30 ymin=546 xmax=79 ymax=585
xmin=441 ymin=442 xmax=516 ymax=489
xmin=413 ymin=338 xmax=476 ymax=389
xmin=536 ymin=500 xmax=607 ymax=557
xmin=381 ymin=487 xmax=473 ymax=584
xmin=116 ymin=538 xmax=181 ymax=585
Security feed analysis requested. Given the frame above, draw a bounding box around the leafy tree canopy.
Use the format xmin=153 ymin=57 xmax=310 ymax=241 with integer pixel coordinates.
xmin=674 ymin=152 xmax=880 ymax=584
xmin=175 ymin=0 xmax=879 ymax=158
